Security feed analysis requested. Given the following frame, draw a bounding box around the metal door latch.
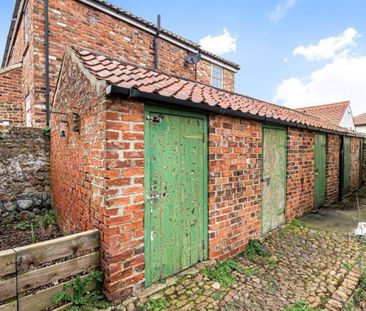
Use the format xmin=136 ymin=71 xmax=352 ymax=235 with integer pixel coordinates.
xmin=261 ymin=176 xmax=271 ymax=186
xmin=146 ymin=114 xmax=163 ymax=123
xmin=147 ymin=193 xmax=160 ymax=201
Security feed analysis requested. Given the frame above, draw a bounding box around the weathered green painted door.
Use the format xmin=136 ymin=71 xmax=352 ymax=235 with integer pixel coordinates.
xmin=144 ymin=105 xmax=208 ymax=286
xmin=343 ymin=136 xmax=351 ymax=195
xmin=314 ymin=133 xmax=327 ymax=208
xmin=261 ymin=126 xmax=287 ymax=234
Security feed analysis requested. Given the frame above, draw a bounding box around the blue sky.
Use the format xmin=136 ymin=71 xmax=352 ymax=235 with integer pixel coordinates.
xmin=1 ymin=0 xmax=366 ymax=114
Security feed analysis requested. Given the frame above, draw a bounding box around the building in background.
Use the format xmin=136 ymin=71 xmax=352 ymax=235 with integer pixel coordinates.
xmin=296 ymin=101 xmax=355 ymax=131
xmin=354 ymin=113 xmax=366 ymax=133
xmin=0 ymin=0 xmax=239 ymax=127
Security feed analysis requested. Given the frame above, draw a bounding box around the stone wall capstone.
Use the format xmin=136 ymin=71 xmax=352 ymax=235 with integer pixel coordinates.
xmin=0 ymin=126 xmax=50 ymax=224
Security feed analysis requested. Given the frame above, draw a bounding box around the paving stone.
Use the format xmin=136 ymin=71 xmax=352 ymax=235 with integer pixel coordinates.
xmin=136 ymin=224 xmax=365 ymax=310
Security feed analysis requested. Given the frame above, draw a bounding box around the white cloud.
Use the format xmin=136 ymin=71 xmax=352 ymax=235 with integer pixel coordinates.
xmin=199 ymin=28 xmax=236 ymax=55
xmin=267 ymin=0 xmax=297 ymax=23
xmin=293 ymin=28 xmax=360 ymax=61
xmin=274 ymin=53 xmax=366 ymax=115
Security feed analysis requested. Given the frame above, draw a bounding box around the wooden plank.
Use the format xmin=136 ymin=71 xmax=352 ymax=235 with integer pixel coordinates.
xmin=0 ymin=277 xmax=16 ymax=301
xmin=314 ymin=133 xmax=327 ymax=208
xmin=18 ymin=274 xmax=96 ymax=311
xmin=18 ymin=251 xmax=100 ymax=294
xmin=0 ymin=249 xmax=16 ymax=277
xmin=261 ymin=126 xmax=287 ymax=234
xmin=0 ymin=301 xmax=17 ymax=311
xmin=14 ymin=229 xmax=99 ymax=270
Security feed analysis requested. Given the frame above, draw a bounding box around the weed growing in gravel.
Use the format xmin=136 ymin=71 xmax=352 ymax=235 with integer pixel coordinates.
xmin=290 ymin=219 xmax=306 ymax=228
xmin=347 ymin=268 xmax=366 ymax=309
xmin=284 ymin=300 xmax=321 ymax=311
xmin=38 ymin=210 xmax=58 ymax=227
xmin=242 ymin=267 xmax=257 ymax=276
xmin=244 ymin=239 xmax=269 ymax=262
xmin=53 ymin=270 xmax=111 ymax=310
xmin=213 ymin=290 xmax=225 ymax=301
xmin=343 ymin=261 xmax=353 ymax=272
xmin=202 ymin=260 xmax=243 ymax=287
xmin=261 ymin=257 xmax=279 ymax=267
xmin=142 ymin=298 xmax=168 ymax=311
xmin=176 ymin=275 xmax=185 ymax=285
xmin=15 ymin=221 xmax=32 ymax=230
xmin=30 ymin=222 xmax=37 ymax=244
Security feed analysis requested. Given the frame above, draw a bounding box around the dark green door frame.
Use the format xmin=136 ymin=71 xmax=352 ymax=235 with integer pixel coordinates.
xmin=314 ymin=133 xmax=327 ymax=208
xmin=144 ymin=105 xmax=208 ymax=286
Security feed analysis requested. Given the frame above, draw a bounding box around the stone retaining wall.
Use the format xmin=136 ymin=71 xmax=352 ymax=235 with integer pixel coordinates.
xmin=0 ymin=126 xmax=51 ymax=224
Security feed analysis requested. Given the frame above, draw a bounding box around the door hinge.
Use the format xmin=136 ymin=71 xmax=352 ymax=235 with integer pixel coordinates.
xmin=147 ymin=193 xmax=160 ymax=201
xmin=146 ymin=114 xmax=163 ymax=123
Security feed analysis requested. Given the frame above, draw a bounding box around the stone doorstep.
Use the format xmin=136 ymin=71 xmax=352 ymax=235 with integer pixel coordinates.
xmin=121 ymin=260 xmax=216 ymax=308
xmin=325 ymin=261 xmax=364 ymax=311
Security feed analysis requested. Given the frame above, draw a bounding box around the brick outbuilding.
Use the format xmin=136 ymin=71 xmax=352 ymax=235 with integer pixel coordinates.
xmin=51 ymin=46 xmax=364 ymax=301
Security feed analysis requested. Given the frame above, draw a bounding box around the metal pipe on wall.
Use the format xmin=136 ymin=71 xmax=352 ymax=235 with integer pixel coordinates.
xmin=44 ymin=0 xmax=50 ymax=126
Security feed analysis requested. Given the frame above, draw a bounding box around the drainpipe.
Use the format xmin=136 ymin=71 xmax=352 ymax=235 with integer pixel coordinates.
xmin=153 ymin=14 xmax=161 ymax=70
xmin=44 ymin=0 xmax=50 ymax=126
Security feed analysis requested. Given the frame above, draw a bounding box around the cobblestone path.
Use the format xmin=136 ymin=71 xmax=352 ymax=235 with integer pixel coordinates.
xmin=122 ymin=223 xmax=365 ymax=311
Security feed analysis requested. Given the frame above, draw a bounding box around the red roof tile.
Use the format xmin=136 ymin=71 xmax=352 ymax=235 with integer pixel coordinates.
xmin=296 ymin=102 xmax=350 ymax=127
xmin=354 ymin=113 xmax=366 ymax=126
xmin=70 ymin=47 xmax=360 ymax=136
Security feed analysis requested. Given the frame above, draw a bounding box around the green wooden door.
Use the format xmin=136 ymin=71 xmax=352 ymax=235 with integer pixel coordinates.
xmin=343 ymin=136 xmax=351 ymax=195
xmin=261 ymin=126 xmax=287 ymax=234
xmin=314 ymin=133 xmax=327 ymax=208
xmin=144 ymin=106 xmax=208 ymax=286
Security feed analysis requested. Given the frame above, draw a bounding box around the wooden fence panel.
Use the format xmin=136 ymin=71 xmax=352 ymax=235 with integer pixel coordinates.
xmin=0 ymin=249 xmax=16 ymax=277
xmin=0 ymin=229 xmax=100 ymax=311
xmin=0 ymin=277 xmax=16 ymax=301
xmin=18 ymin=275 xmax=96 ymax=311
xmin=15 ymin=229 xmax=99 ymax=271
xmin=18 ymin=251 xmax=100 ymax=294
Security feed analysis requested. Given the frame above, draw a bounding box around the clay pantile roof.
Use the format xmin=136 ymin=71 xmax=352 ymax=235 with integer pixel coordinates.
xmin=296 ymin=101 xmax=350 ymax=127
xmin=354 ymin=113 xmax=366 ymax=126
xmin=71 ymin=47 xmax=360 ymax=136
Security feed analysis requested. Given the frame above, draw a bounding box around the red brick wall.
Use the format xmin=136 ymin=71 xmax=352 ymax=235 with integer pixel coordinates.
xmin=350 ymin=137 xmax=361 ymax=192
xmin=8 ymin=0 xmax=235 ymax=127
xmin=51 ymin=50 xmax=145 ymax=300
xmin=286 ymin=128 xmax=314 ymax=221
xmin=208 ymin=115 xmax=262 ymax=260
xmin=326 ymin=134 xmax=340 ymax=204
xmin=50 ymin=50 xmax=107 ymax=233
xmin=102 ymin=98 xmax=145 ymax=299
xmin=52 ymin=49 xmax=366 ymax=303
xmin=0 ymin=64 xmax=24 ymax=126
xmin=363 ymin=139 xmax=366 ymax=184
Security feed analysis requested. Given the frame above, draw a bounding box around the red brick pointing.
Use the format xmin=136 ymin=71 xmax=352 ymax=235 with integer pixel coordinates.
xmin=0 ymin=64 xmax=23 ymax=126
xmin=286 ymin=128 xmax=314 ymax=221
xmin=350 ymin=137 xmax=361 ymax=192
xmin=7 ymin=0 xmax=236 ymax=127
xmin=326 ymin=135 xmax=341 ymax=204
xmin=208 ymin=115 xmax=262 ymax=260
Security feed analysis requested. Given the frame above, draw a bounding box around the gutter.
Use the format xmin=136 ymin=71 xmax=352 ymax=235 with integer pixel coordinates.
xmin=2 ymin=0 xmax=24 ymax=67
xmin=77 ymin=0 xmax=240 ymax=72
xmin=106 ymin=85 xmax=348 ymax=136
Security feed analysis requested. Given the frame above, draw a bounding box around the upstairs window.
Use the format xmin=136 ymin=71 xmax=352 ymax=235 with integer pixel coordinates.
xmin=25 ymin=95 xmax=32 ymax=127
xmin=211 ymin=65 xmax=223 ymax=88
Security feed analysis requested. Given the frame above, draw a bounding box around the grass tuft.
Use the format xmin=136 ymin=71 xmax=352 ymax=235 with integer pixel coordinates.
xmin=202 ymin=260 xmax=243 ymax=287
xmin=244 ymin=239 xmax=269 ymax=262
